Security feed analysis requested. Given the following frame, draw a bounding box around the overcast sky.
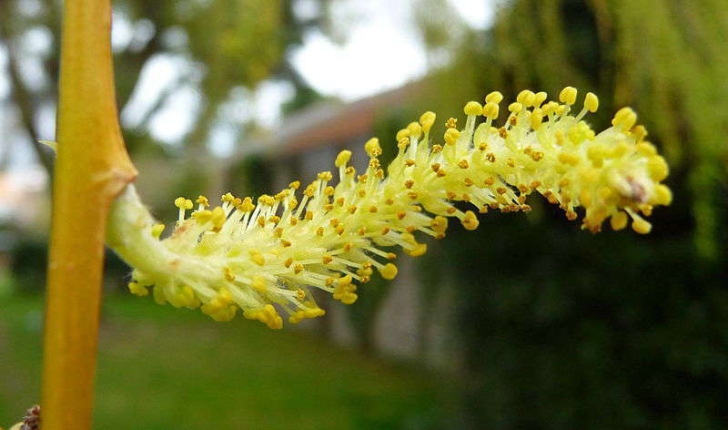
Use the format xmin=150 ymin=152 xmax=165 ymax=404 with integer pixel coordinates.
xmin=291 ymin=0 xmax=494 ymax=101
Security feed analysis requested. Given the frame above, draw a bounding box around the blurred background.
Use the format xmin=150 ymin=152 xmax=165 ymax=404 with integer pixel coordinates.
xmin=1 ymin=0 xmax=727 ymax=428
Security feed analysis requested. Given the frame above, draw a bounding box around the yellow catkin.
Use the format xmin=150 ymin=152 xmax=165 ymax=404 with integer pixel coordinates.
xmin=116 ymin=87 xmax=671 ymax=329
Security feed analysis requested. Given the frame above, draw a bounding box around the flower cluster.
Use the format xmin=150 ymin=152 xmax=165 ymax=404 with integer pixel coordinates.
xmin=108 ymin=87 xmax=671 ymax=329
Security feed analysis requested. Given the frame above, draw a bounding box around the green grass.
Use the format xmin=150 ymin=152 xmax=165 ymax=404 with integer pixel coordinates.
xmin=0 ymin=294 xmax=455 ymax=429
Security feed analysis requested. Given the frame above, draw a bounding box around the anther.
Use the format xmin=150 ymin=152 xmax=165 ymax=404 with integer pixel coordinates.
xmin=464 ymin=101 xmax=483 ymax=116
xmin=559 ymin=86 xmax=577 ymax=105
xmin=584 ymin=92 xmax=599 ymax=112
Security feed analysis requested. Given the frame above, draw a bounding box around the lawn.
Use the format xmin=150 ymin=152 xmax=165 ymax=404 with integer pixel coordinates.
xmin=0 ymin=293 xmax=455 ymax=429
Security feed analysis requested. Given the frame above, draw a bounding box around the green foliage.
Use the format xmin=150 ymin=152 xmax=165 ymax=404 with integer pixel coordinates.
xmin=8 ymin=239 xmax=47 ymax=294
xmin=182 ymin=0 xmax=283 ymax=103
xmin=417 ymin=0 xmax=728 ymax=427
xmin=0 ymin=295 xmax=453 ymax=429
xmin=443 ymin=203 xmax=727 ymax=429
xmin=440 ymin=0 xmax=727 ymax=259
xmin=114 ymin=0 xmax=284 ymax=103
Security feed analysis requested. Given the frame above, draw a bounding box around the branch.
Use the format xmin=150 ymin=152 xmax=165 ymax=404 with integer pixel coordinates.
xmin=41 ymin=0 xmax=137 ymax=428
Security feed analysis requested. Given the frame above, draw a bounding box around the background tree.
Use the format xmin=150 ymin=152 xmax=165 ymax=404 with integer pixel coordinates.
xmin=415 ymin=0 xmax=728 ymax=428
xmin=0 ymin=0 xmax=284 ymax=178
